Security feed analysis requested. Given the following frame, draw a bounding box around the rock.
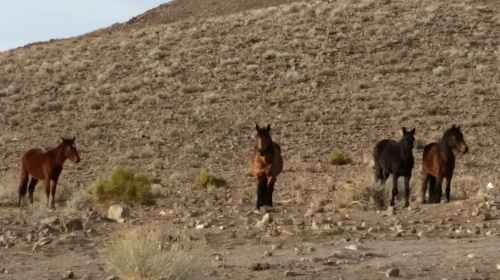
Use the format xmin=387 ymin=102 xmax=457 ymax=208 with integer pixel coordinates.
xmin=345 ymin=244 xmax=358 ymax=251
xmin=40 ymin=216 xmax=60 ymax=225
xmin=307 ymin=246 xmax=316 ymax=252
xmin=108 ymin=205 xmax=130 ymax=221
xmin=271 ymin=243 xmax=282 ymax=250
xmin=467 ymin=253 xmax=475 ymax=259
xmin=249 ymin=262 xmax=270 ymax=271
xmin=26 ymin=233 xmax=34 ymax=242
xmin=496 ymin=263 xmax=500 ymax=270
xmin=284 ymin=270 xmax=297 ymax=277
xmin=63 ymin=270 xmax=74 ymax=279
xmin=263 ymin=250 xmax=272 ymax=257
xmin=385 ymin=267 xmax=400 ymax=278
xmin=479 ymin=212 xmax=492 ymax=221
xmin=105 ymin=276 xmax=120 ymax=280
xmin=262 ymin=213 xmax=271 ymax=225
xmin=65 ymin=219 xmax=84 ymax=232
xmin=195 ymin=224 xmax=205 ymax=229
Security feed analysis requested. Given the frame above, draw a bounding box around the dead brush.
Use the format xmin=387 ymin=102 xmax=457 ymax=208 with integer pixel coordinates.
xmin=101 ymin=226 xmax=203 ymax=280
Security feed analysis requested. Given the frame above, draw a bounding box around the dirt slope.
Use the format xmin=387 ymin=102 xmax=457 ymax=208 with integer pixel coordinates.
xmin=1 ymin=0 xmax=500 ymax=279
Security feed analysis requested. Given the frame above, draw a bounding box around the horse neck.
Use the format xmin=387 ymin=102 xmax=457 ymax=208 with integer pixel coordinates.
xmin=438 ymin=138 xmax=454 ymax=160
xmin=47 ymin=144 xmax=67 ymax=165
xmin=397 ymin=140 xmax=413 ymax=163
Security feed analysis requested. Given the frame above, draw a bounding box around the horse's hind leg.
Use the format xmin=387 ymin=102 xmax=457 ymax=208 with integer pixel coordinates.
xmin=50 ymin=180 xmax=58 ymax=209
xmin=421 ymin=174 xmax=429 ymax=204
xmin=27 ymin=178 xmax=38 ymax=205
xmin=428 ymin=176 xmax=436 ymax=203
xmin=18 ymin=175 xmax=29 ymax=208
xmin=256 ymin=176 xmax=267 ymax=210
xmin=434 ymin=177 xmax=443 ymax=204
xmin=403 ymin=175 xmax=411 ymax=208
xmin=266 ymin=176 xmax=277 ymax=207
xmin=44 ymin=179 xmax=51 ymax=207
xmin=390 ymin=175 xmax=398 ymax=207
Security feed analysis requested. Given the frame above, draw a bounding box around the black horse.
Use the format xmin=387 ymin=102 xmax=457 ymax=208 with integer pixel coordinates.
xmin=373 ymin=127 xmax=416 ymax=207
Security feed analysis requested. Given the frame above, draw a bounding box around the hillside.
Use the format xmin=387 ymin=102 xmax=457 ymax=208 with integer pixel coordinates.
xmin=1 ymin=0 xmax=500 ymax=279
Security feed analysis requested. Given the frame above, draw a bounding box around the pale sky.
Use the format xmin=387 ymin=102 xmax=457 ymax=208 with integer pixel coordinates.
xmin=0 ymin=0 xmax=170 ymax=51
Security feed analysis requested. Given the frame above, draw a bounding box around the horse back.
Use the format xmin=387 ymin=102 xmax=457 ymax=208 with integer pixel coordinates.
xmin=21 ymin=148 xmax=50 ymax=179
xmin=422 ymin=142 xmax=453 ymax=177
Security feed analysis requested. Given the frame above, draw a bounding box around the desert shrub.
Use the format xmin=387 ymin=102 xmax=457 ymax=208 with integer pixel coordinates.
xmin=425 ymin=104 xmax=443 ymax=116
xmin=102 ymin=227 xmax=201 ymax=280
xmin=92 ymin=165 xmax=155 ymax=206
xmin=329 ymin=149 xmax=352 ymax=165
xmin=193 ymin=171 xmax=227 ymax=189
xmin=333 ymin=181 xmax=386 ymax=209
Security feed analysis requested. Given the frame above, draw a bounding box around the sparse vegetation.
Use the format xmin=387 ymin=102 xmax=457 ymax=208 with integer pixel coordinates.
xmin=92 ymin=165 xmax=155 ymax=206
xmin=425 ymin=104 xmax=443 ymax=116
xmin=102 ymin=227 xmax=201 ymax=280
xmin=193 ymin=171 xmax=227 ymax=189
xmin=329 ymin=149 xmax=353 ymax=166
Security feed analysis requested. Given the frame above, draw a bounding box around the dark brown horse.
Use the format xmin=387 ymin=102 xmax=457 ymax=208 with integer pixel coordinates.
xmin=18 ymin=137 xmax=81 ymax=209
xmin=373 ymin=127 xmax=416 ymax=207
xmin=421 ymin=125 xmax=468 ymax=204
xmin=249 ymin=124 xmax=283 ymax=210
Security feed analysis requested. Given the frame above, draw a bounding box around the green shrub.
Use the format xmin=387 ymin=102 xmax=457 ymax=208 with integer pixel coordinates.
xmin=193 ymin=171 xmax=227 ymax=189
xmin=92 ymin=165 xmax=155 ymax=206
xmin=329 ymin=149 xmax=352 ymax=165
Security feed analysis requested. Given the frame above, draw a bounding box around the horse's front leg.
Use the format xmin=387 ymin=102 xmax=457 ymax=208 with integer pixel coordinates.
xmin=435 ymin=177 xmax=443 ymax=204
xmin=445 ymin=176 xmax=452 ymax=203
xmin=44 ymin=179 xmax=51 ymax=207
xmin=18 ymin=175 xmax=29 ymax=208
xmin=404 ymin=175 xmax=411 ymax=208
xmin=266 ymin=176 xmax=277 ymax=207
xmin=390 ymin=175 xmax=398 ymax=207
xmin=28 ymin=178 xmax=39 ymax=205
xmin=256 ymin=175 xmax=267 ymax=210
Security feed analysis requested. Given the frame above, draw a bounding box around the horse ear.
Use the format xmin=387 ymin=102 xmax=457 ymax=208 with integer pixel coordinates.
xmin=255 ymin=124 xmax=260 ymax=131
xmin=451 ymin=124 xmax=456 ymax=129
xmin=456 ymin=125 xmax=461 ymax=130
xmin=61 ymin=137 xmax=66 ymax=143
xmin=71 ymin=137 xmax=76 ymax=142
xmin=402 ymin=127 xmax=407 ymax=134
xmin=266 ymin=124 xmax=271 ymax=132
xmin=410 ymin=128 xmax=416 ymax=134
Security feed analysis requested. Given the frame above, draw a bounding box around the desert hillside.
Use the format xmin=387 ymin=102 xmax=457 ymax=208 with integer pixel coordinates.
xmin=1 ymin=0 xmax=500 ymax=279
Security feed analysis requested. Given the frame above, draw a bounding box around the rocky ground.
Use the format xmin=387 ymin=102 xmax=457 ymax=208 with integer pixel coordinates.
xmin=1 ymin=0 xmax=500 ymax=279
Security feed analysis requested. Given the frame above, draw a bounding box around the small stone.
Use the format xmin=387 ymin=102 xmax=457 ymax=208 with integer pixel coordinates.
xmin=385 ymin=267 xmax=400 ymax=278
xmin=473 ymin=227 xmax=481 ymax=235
xmin=307 ymin=246 xmax=316 ymax=252
xmin=471 ymin=267 xmax=478 ymax=273
xmin=263 ymin=250 xmax=272 ymax=257
xmin=271 ymin=243 xmax=282 ymax=250
xmin=63 ymin=270 xmax=74 ymax=279
xmin=105 ymin=276 xmax=120 ymax=280
xmin=215 ymin=255 xmax=222 ymax=261
xmin=249 ymin=262 xmax=270 ymax=271
xmin=65 ymin=219 xmax=84 ymax=232
xmin=394 ymin=231 xmax=403 ymax=237
xmin=496 ymin=263 xmax=500 ymax=270
xmin=284 ymin=270 xmax=296 ymax=277
xmin=467 ymin=253 xmax=475 ymax=259
xmin=345 ymin=244 xmax=358 ymax=251
xmin=479 ymin=213 xmax=492 ymax=221
xmin=261 ymin=213 xmax=271 ymax=225
xmin=195 ymin=224 xmax=205 ymax=229
xmin=108 ymin=205 xmax=130 ymax=221
xmin=26 ymin=233 xmax=34 ymax=242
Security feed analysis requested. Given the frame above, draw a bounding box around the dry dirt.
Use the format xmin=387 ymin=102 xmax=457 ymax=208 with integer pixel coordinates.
xmin=1 ymin=0 xmax=500 ymax=279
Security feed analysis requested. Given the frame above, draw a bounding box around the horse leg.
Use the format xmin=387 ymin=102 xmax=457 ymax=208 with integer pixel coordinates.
xmin=266 ymin=176 xmax=277 ymax=207
xmin=256 ymin=176 xmax=267 ymax=210
xmin=44 ymin=179 xmax=51 ymax=207
xmin=435 ymin=177 xmax=443 ymax=204
xmin=445 ymin=176 xmax=452 ymax=203
xmin=390 ymin=175 xmax=398 ymax=207
xmin=18 ymin=175 xmax=29 ymax=208
xmin=404 ymin=175 xmax=411 ymax=208
xmin=428 ymin=176 xmax=436 ymax=203
xmin=421 ymin=174 xmax=429 ymax=204
xmin=27 ymin=178 xmax=38 ymax=205
xmin=50 ymin=180 xmax=58 ymax=209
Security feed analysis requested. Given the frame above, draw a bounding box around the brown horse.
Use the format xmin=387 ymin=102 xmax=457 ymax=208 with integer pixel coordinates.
xmin=18 ymin=137 xmax=81 ymax=209
xmin=421 ymin=125 xmax=468 ymax=204
xmin=249 ymin=124 xmax=283 ymax=210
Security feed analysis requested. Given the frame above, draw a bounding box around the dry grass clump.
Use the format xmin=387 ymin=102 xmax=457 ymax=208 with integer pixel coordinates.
xmin=332 ymin=179 xmax=386 ymax=209
xmin=92 ymin=165 xmax=156 ymax=206
xmin=102 ymin=227 xmax=202 ymax=280
xmin=193 ymin=171 xmax=227 ymax=189
xmin=425 ymin=103 xmax=444 ymax=116
xmin=329 ymin=149 xmax=353 ymax=166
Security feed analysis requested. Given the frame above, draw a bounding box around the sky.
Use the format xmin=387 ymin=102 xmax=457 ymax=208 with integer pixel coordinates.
xmin=0 ymin=0 xmax=170 ymax=51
